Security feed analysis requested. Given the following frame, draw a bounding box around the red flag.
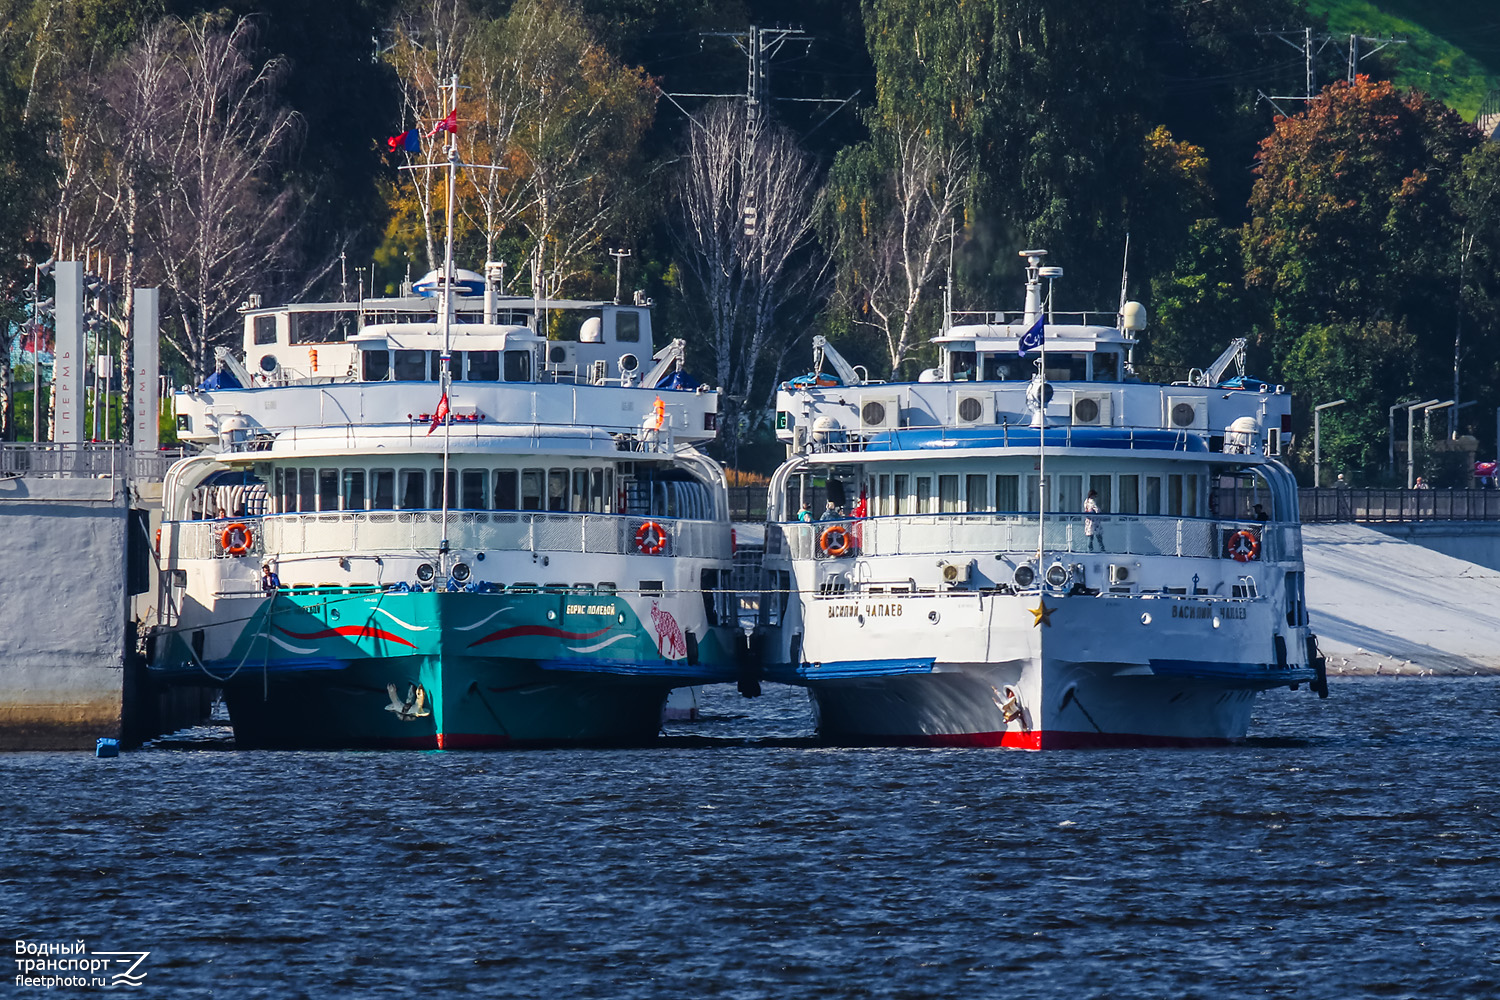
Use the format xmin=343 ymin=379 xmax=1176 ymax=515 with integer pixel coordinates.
xmin=427 ymin=109 xmax=458 ymax=138
xmin=427 ymin=392 xmax=449 ymax=435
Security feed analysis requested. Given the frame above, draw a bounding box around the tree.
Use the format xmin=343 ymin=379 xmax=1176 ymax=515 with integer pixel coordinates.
xmin=826 ymin=119 xmax=968 ymax=378
xmin=671 ymin=99 xmax=828 ymax=454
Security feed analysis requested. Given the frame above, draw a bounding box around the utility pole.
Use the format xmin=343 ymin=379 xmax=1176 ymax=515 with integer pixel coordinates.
xmin=1256 ymin=28 xmax=1404 ymax=117
xmin=1347 ymin=34 xmax=1405 ymax=84
xmin=608 ymin=248 xmax=631 ymax=304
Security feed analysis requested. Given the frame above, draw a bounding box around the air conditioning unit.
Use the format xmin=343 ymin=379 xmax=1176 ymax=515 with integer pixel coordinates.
xmin=938 ymin=559 xmax=972 ymax=586
xmin=545 ymin=342 xmax=578 ymax=370
xmin=589 ymin=359 xmax=609 ymax=384
xmin=954 ymin=392 xmax=994 ymax=425
xmin=859 ymin=394 xmax=901 ymax=431
xmin=1071 ymin=392 xmax=1113 ymax=426
xmin=1165 ymin=394 xmax=1208 ymax=430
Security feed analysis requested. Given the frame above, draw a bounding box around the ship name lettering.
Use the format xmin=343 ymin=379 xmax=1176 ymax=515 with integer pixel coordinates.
xmin=863 ymin=603 xmax=903 ymax=618
xmin=1222 ymin=607 xmax=1247 ymax=620
xmin=566 ymin=603 xmax=616 ymax=615
xmin=827 ymin=604 xmax=860 ymax=618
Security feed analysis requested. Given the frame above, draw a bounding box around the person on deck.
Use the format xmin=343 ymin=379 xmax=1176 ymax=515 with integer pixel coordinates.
xmin=261 ymin=562 xmax=280 ymax=595
xmin=1084 ymin=489 xmax=1105 ymax=552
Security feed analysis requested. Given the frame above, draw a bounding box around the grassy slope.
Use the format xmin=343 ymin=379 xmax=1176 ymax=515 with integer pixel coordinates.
xmin=1307 ymin=0 xmax=1500 ymax=118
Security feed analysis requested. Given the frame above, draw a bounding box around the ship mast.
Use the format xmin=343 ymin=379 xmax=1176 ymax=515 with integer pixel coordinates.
xmin=439 ymin=75 xmax=458 ymax=558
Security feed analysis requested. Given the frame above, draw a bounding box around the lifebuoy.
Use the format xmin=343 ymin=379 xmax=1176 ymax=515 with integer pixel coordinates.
xmin=1226 ymin=529 xmax=1259 ymax=563
xmin=635 ymin=521 xmax=667 ymax=555
xmin=820 ymin=524 xmax=852 ymax=557
xmin=154 ymin=527 xmax=161 ymax=555
xmin=221 ymin=521 xmax=254 ymax=557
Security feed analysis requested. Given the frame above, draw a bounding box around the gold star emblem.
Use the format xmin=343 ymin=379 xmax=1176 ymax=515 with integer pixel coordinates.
xmin=1030 ymin=601 xmax=1054 ymax=628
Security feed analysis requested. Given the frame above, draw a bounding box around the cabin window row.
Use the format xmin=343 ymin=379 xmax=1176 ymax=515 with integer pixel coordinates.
xmin=862 ymin=472 xmax=1202 ymax=517
xmin=273 ymin=466 xmax=616 ymax=514
xmin=360 ymin=349 xmax=533 ymax=383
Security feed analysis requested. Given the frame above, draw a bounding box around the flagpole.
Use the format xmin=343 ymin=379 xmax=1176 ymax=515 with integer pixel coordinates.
xmin=440 ymin=73 xmax=457 ymax=561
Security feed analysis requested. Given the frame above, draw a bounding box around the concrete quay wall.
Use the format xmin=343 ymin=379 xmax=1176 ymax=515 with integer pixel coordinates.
xmin=1369 ymin=522 xmax=1500 ymax=573
xmin=0 ymin=477 xmax=129 ymax=749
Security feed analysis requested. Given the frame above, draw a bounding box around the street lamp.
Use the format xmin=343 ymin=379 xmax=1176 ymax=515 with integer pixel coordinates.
xmin=1406 ymin=399 xmax=1440 ymax=488
xmin=1389 ymin=397 xmax=1420 ymax=475
xmin=1314 ymin=399 xmax=1346 ymax=487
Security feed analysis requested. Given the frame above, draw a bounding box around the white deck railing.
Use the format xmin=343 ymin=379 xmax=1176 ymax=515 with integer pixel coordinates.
xmin=768 ymin=513 xmax=1297 ymax=563
xmin=171 ymin=510 xmax=731 ymax=561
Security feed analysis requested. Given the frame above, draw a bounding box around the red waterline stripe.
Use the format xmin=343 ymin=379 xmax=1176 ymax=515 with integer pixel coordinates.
xmin=832 ymin=729 xmax=1237 ymax=750
xmin=437 ymin=732 xmax=514 ymax=750
xmin=275 ymin=625 xmax=417 ymax=647
xmin=466 ymin=625 xmax=611 ymax=649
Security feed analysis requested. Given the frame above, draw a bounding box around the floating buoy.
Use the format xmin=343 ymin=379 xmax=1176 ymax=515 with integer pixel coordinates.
xmin=95 ymin=738 xmax=119 ymax=758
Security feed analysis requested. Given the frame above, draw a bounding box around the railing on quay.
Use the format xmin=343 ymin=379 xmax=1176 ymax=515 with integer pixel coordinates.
xmin=766 ymin=512 xmax=1294 ymax=563
xmin=1299 ymin=487 xmax=1500 ymax=523
xmin=0 ymin=442 xmax=185 ymax=481
xmin=171 ymin=510 xmax=732 ymax=562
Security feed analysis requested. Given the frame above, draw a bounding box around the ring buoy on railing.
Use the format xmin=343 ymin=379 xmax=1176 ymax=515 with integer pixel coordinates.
xmin=635 ymin=521 xmax=668 ymax=555
xmin=819 ymin=524 xmax=853 ymax=558
xmin=1226 ymin=529 xmax=1259 ymax=563
xmin=154 ymin=527 xmax=161 ymax=555
xmin=221 ymin=522 xmax=254 ymax=557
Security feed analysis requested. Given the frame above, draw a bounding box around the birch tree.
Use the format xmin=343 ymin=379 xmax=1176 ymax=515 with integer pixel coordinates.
xmin=827 ymin=122 xmax=968 ymax=378
xmin=672 ymin=99 xmax=828 ymax=444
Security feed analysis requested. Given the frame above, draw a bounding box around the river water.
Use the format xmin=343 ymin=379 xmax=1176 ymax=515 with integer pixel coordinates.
xmin=4 ymin=677 xmax=1498 ymax=998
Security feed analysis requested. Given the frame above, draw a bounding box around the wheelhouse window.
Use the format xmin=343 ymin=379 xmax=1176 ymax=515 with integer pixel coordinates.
xmin=938 ymin=475 xmax=959 ymax=513
xmin=1145 ymin=476 xmax=1162 ymax=515
xmin=431 ymin=469 xmax=455 ymax=508
xmin=521 ymin=469 xmax=544 ymax=510
xmin=431 ymin=351 xmax=463 ymax=381
xmin=253 ymin=315 xmax=277 ymax=346
xmin=298 ymin=469 xmax=316 ymax=512
xmin=590 ymin=468 xmax=605 ymax=512
xmin=1044 ymin=353 xmax=1088 ymax=382
xmin=614 ymin=310 xmax=641 ymax=342
xmin=547 ymin=469 xmax=568 ymax=512
xmin=1056 ymin=475 xmax=1083 ymax=512
xmin=504 ymin=350 xmax=531 ymax=382
xmin=981 ymin=355 xmax=1030 ymax=381
xmin=965 ymin=474 xmax=989 ymax=512
xmin=571 ymin=469 xmax=589 ymax=512
xmin=1092 ymin=352 xmax=1119 ymax=381
xmin=916 ymin=476 xmax=932 ymax=514
xmin=461 ymin=470 xmax=486 ymax=509
xmin=393 ymin=350 xmax=426 ymax=381
xmin=468 ymin=351 xmax=500 ymax=381
xmin=289 ymin=309 xmax=353 ymax=344
xmin=996 ymin=475 xmax=1019 ymax=512
xmin=1118 ymin=475 xmax=1140 ymax=514
xmin=894 ymin=474 xmax=910 ymax=515
xmin=1089 ymin=475 xmax=1111 ymax=513
xmin=950 ymin=351 xmax=976 ymax=381
xmin=361 ymin=350 xmax=389 ymax=381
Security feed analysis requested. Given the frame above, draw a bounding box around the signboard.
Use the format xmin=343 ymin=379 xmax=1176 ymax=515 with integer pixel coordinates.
xmin=52 ymin=262 xmax=84 ymax=444
xmin=132 ymin=288 xmax=159 ymax=452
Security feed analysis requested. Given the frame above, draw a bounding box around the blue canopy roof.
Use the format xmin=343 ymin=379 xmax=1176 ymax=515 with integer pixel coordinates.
xmin=860 ymin=425 xmax=1209 ymax=453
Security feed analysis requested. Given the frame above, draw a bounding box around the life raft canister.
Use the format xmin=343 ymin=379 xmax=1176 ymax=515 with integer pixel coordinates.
xmin=221 ymin=522 xmax=254 ymax=557
xmin=1226 ymin=528 xmax=1259 ymax=563
xmin=819 ymin=524 xmax=853 ymax=558
xmin=635 ymin=521 xmax=668 ymax=555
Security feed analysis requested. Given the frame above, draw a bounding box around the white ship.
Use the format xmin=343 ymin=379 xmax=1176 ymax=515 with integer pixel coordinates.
xmin=754 ymin=250 xmax=1327 ymax=748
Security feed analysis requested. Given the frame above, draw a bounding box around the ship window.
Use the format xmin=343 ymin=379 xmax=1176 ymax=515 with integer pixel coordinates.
xmin=361 ymin=350 xmax=389 ymax=381
xmin=965 ymin=474 xmax=989 ymax=512
xmin=615 ymin=311 xmax=641 ymax=342
xmin=461 ymin=470 xmax=487 ymax=509
xmin=318 ymin=468 xmax=340 ymax=511
xmin=399 ymin=469 xmax=426 ymax=509
xmin=1119 ymin=475 xmax=1140 ymax=514
xmin=371 ymin=470 xmax=395 ymax=510
xmin=981 ymin=355 xmax=1029 ymax=381
xmin=590 ymin=468 xmax=605 ymax=512
xmin=894 ymin=474 xmax=910 ymax=515
xmin=289 ymin=309 xmax=352 ymax=344
xmin=547 ymin=469 xmax=568 ymax=512
xmin=1056 ymin=475 xmax=1083 ymax=513
xmin=1044 ymin=354 xmax=1088 ymax=382
xmin=1168 ymin=475 xmax=1183 ymax=516
xmin=299 ymin=469 xmax=316 ymax=512
xmin=1092 ymin=352 xmax=1119 ymax=382
xmin=1025 ymin=474 xmax=1043 ymax=512
xmin=344 ymin=469 xmax=366 ymax=510
xmin=253 ymin=315 xmax=277 ymax=346
xmin=1184 ymin=475 xmax=1199 ymax=517
xmin=468 ymin=351 xmax=500 ymax=381
xmin=521 ymin=469 xmax=544 ymax=510
xmin=276 ymin=468 xmax=292 ymax=513
xmin=939 ymin=475 xmax=959 ymax=513
xmin=1089 ymin=475 xmax=1111 ymax=513
xmin=572 ymin=469 xmax=589 ymax=512
xmin=916 ymin=476 xmax=932 ymax=514
xmin=432 ymin=351 xmax=463 ymax=381
xmin=604 ymin=468 xmax=615 ymax=512
xmin=996 ymin=475 xmax=1019 ymax=512
xmin=504 ymin=350 xmax=531 ymax=382
xmin=431 ymin=469 xmax=455 ymax=508
xmin=493 ymin=469 xmax=519 ymax=509
xmin=1145 ymin=476 xmax=1162 ymax=515
xmin=950 ymin=351 xmax=976 ymax=381
xmin=393 ymin=350 xmax=426 ymax=381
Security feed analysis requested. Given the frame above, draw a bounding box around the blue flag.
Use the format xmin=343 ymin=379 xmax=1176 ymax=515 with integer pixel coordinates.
xmin=1017 ymin=316 xmax=1045 ymax=356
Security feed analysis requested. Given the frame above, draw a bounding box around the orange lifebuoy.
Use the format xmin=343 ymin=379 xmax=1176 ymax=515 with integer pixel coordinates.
xmin=635 ymin=521 xmax=667 ymax=555
xmin=221 ymin=521 xmax=254 ymax=557
xmin=1226 ymin=529 xmax=1259 ymax=563
xmin=154 ymin=527 xmax=161 ymax=555
xmin=819 ymin=524 xmax=852 ymax=558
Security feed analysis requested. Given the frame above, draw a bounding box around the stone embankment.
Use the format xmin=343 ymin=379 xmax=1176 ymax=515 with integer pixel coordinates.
xmin=1304 ymin=523 xmax=1500 ymax=677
